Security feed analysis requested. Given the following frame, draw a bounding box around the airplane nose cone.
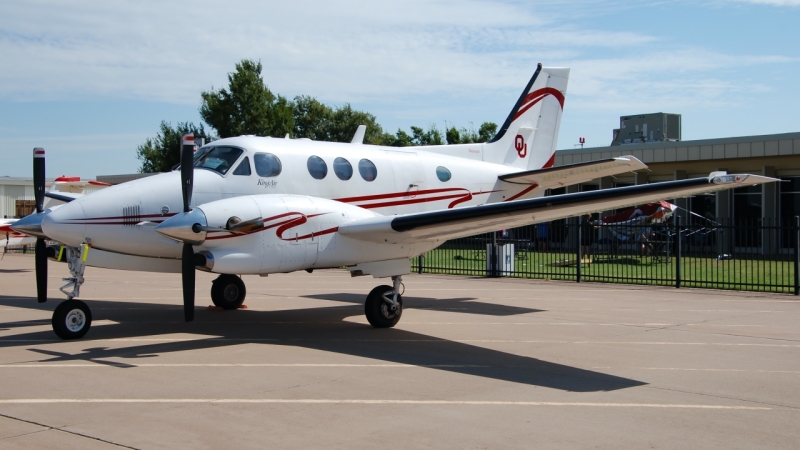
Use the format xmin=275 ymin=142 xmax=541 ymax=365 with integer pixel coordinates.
xmin=42 ymin=201 xmax=87 ymax=246
xmin=10 ymin=212 xmax=48 ymax=238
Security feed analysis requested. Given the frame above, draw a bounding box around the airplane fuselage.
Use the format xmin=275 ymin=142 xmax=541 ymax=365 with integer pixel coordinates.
xmin=43 ymin=136 xmax=539 ymax=262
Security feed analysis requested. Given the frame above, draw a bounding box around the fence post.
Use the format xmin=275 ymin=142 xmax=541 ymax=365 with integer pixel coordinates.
xmin=676 ymin=216 xmax=682 ymax=289
xmin=577 ymin=220 xmax=582 ymax=283
xmin=490 ymin=231 xmax=498 ymax=278
xmin=795 ymin=216 xmax=799 ymax=296
xmin=418 ymin=255 xmax=423 ymax=274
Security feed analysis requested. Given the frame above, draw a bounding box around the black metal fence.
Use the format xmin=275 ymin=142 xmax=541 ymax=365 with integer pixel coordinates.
xmin=412 ymin=217 xmax=800 ymax=294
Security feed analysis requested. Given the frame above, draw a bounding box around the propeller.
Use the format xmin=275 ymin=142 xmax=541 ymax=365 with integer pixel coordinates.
xmin=33 ymin=148 xmax=47 ymax=303
xmin=158 ymin=134 xmax=263 ymax=321
xmin=180 ymin=133 xmax=196 ymax=322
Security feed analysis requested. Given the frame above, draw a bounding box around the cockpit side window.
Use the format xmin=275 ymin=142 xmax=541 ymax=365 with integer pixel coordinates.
xmin=193 ymin=146 xmax=243 ymax=175
xmin=232 ymin=157 xmax=252 ymax=176
xmin=254 ymin=153 xmax=282 ymax=177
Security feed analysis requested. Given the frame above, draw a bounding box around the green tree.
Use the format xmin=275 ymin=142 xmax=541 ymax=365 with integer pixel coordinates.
xmin=292 ymin=96 xmax=386 ymax=144
xmin=292 ymin=95 xmax=333 ymax=141
xmin=375 ymin=125 xmax=444 ymax=147
xmin=445 ymin=122 xmax=498 ymax=144
xmin=136 ymin=121 xmax=214 ymax=173
xmin=200 ymin=59 xmax=294 ymax=138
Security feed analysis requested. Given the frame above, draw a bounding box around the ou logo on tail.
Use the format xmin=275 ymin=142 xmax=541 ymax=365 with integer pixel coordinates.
xmin=515 ymin=135 xmax=527 ymax=158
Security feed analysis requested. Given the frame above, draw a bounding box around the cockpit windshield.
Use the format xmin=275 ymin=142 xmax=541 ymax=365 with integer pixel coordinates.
xmin=192 ymin=146 xmax=244 ymax=175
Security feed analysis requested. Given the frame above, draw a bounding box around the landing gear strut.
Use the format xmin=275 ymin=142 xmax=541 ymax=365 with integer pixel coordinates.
xmin=364 ymin=275 xmax=403 ymax=328
xmin=210 ymin=274 xmax=247 ymax=310
xmin=52 ymin=245 xmax=92 ymax=339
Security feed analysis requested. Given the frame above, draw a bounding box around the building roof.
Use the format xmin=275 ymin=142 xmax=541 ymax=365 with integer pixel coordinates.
xmin=556 ymin=131 xmax=800 ymax=167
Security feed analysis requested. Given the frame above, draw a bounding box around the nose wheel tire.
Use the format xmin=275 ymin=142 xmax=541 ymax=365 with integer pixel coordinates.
xmin=365 ymin=285 xmax=402 ymax=328
xmin=52 ymin=299 xmax=92 ymax=340
xmin=210 ymin=274 xmax=247 ymax=310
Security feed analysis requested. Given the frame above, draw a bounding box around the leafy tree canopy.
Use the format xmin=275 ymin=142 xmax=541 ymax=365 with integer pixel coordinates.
xmin=445 ymin=122 xmax=498 ymax=144
xmin=378 ymin=125 xmax=444 ymax=147
xmin=138 ymin=59 xmax=500 ymax=172
xmin=293 ymin=96 xmax=385 ymax=144
xmin=136 ymin=121 xmax=214 ymax=173
xmin=200 ymin=59 xmax=293 ymax=138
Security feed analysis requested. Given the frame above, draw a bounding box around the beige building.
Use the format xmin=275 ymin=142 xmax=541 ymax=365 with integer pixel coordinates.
xmin=554 ymin=131 xmax=800 ymax=223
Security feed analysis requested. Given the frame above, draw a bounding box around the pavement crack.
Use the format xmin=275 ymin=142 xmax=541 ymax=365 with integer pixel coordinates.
xmin=0 ymin=411 xmax=140 ymax=449
xmin=644 ymin=385 xmax=800 ymax=411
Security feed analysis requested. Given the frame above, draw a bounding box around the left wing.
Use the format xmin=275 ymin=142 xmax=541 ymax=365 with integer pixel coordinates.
xmin=339 ymin=173 xmax=775 ymax=244
xmin=45 ymin=192 xmax=79 ymax=203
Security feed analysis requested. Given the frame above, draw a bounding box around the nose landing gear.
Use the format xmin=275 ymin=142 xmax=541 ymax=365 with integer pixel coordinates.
xmin=51 ymin=245 xmax=92 ymax=339
xmin=364 ymin=275 xmax=404 ymax=328
xmin=52 ymin=299 xmax=92 ymax=340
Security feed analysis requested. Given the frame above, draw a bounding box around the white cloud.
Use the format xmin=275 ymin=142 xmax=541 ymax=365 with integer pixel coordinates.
xmin=0 ymin=0 xmax=664 ymax=107
xmin=0 ymin=0 xmax=795 ymax=154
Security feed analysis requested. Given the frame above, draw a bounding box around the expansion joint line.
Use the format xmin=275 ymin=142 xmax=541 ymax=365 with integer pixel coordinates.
xmin=0 ymin=412 xmax=139 ymax=449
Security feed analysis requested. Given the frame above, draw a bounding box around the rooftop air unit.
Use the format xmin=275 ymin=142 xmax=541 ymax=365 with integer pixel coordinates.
xmin=611 ymin=113 xmax=681 ymax=146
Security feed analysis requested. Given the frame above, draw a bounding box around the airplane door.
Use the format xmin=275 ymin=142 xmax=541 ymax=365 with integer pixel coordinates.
xmin=387 ymin=150 xmax=425 ymax=197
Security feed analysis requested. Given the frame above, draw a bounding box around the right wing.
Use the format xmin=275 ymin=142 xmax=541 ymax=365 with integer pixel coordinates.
xmin=339 ymin=174 xmax=775 ymax=244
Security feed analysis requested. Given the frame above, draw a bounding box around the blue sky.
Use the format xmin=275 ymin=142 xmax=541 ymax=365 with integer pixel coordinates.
xmin=0 ymin=0 xmax=798 ymax=178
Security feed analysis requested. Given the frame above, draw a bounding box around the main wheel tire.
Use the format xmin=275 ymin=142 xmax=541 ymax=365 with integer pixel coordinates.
xmin=210 ymin=274 xmax=246 ymax=310
xmin=365 ymin=285 xmax=402 ymax=328
xmin=52 ymin=299 xmax=92 ymax=340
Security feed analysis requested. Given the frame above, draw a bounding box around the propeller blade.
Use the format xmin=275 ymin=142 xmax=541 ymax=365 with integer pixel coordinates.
xmin=35 ymin=238 xmax=47 ymax=303
xmin=33 ymin=148 xmax=45 ymax=213
xmin=180 ymin=134 xmax=195 ymax=213
xmin=182 ymin=243 xmax=195 ymax=322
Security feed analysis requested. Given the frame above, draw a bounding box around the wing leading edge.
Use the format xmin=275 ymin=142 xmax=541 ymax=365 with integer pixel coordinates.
xmin=339 ymin=174 xmax=777 ymax=244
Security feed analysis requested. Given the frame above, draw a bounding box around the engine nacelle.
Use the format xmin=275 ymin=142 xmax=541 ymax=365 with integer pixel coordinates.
xmin=194 ymin=194 xmax=395 ymax=274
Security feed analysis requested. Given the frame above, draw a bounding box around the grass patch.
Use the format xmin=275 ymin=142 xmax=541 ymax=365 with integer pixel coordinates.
xmin=413 ymin=248 xmax=795 ymax=293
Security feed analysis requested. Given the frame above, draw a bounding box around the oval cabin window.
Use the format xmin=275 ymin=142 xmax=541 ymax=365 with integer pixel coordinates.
xmin=307 ymin=155 xmax=328 ymax=180
xmin=436 ymin=166 xmax=451 ymax=182
xmin=358 ymin=159 xmax=377 ymax=182
xmin=254 ymin=153 xmax=282 ymax=177
xmin=333 ymin=157 xmax=353 ymax=180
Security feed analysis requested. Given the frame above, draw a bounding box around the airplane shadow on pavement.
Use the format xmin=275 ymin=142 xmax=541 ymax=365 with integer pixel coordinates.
xmin=0 ymin=294 xmax=646 ymax=392
xmin=304 ymin=292 xmax=545 ymax=316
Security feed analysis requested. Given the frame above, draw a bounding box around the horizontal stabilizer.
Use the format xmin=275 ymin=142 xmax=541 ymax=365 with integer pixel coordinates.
xmin=339 ymin=174 xmax=776 ymax=244
xmin=45 ymin=192 xmax=79 ymax=203
xmin=499 ymin=156 xmax=647 ymax=189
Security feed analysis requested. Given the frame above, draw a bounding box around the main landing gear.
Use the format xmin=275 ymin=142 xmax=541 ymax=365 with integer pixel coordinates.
xmin=210 ymin=274 xmax=247 ymax=310
xmin=364 ymin=275 xmax=404 ymax=328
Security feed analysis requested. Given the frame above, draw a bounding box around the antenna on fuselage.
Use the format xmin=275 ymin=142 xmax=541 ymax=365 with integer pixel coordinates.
xmin=351 ymin=125 xmax=366 ymax=145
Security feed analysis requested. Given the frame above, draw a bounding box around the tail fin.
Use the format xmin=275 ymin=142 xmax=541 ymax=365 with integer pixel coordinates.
xmin=484 ymin=64 xmax=569 ymax=170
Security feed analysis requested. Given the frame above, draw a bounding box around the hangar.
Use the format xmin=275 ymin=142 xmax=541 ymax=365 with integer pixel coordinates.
xmin=554 ymin=128 xmax=800 ymax=228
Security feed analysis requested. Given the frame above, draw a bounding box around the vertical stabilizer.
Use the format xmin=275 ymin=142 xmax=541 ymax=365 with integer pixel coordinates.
xmin=484 ymin=64 xmax=570 ymax=170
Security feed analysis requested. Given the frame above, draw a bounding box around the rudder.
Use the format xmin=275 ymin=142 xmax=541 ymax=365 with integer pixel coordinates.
xmin=484 ymin=64 xmax=570 ymax=170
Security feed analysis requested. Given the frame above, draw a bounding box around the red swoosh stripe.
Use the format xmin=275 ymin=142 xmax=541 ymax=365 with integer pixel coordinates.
xmin=513 ymin=87 xmax=565 ymax=121
xmin=336 ymin=187 xmax=498 ymax=210
xmin=205 ymin=212 xmax=329 ymax=242
xmin=504 ymin=183 xmax=539 ymax=202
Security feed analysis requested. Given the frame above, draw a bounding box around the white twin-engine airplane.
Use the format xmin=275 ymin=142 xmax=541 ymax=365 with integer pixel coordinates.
xmin=12 ymin=64 xmax=776 ymax=340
